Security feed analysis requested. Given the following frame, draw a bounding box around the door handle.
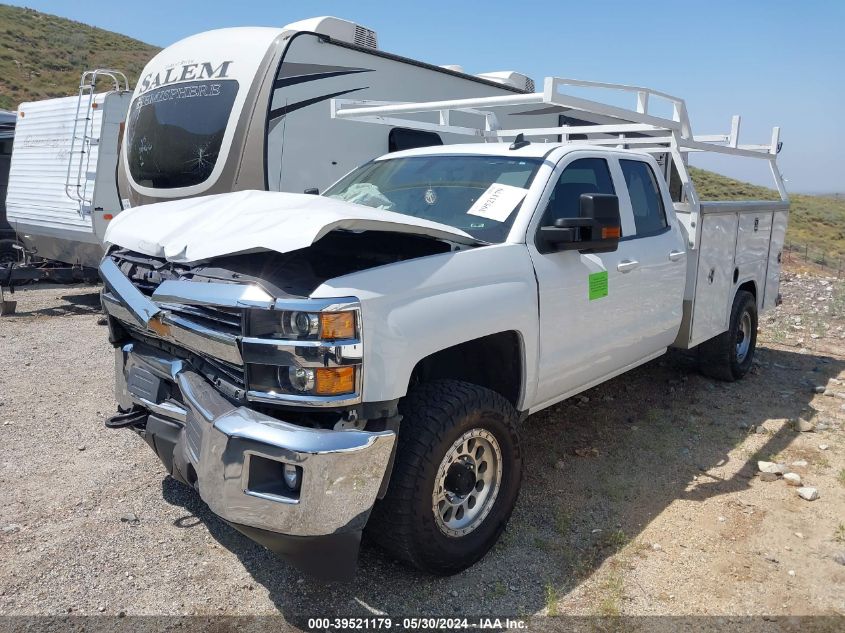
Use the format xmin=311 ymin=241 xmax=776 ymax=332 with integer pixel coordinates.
xmin=617 ymin=260 xmax=639 ymax=273
xmin=668 ymin=250 xmax=685 ymax=262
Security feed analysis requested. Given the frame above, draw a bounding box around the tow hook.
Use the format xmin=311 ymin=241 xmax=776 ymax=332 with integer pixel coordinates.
xmin=105 ymin=405 xmax=148 ymax=429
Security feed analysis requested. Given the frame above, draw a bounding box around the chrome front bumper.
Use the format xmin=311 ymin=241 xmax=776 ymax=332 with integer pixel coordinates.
xmin=115 ymin=342 xmax=396 ymax=539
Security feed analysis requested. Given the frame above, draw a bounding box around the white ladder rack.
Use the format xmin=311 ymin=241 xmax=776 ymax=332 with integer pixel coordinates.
xmin=331 ymin=76 xmax=788 ymax=210
xmin=64 ymin=69 xmax=129 ymax=214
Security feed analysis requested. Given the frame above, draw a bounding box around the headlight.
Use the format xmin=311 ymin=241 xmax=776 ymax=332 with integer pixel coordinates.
xmin=249 ymin=309 xmax=357 ymax=341
xmin=257 ymin=365 xmax=357 ymax=397
xmin=283 ymin=366 xmax=357 ymax=395
xmin=244 ymin=299 xmax=362 ymax=406
xmin=288 ymin=311 xmax=319 ymax=338
xmin=286 ymin=366 xmax=316 ymax=392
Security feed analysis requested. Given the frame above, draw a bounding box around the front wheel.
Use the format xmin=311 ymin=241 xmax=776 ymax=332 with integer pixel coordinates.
xmin=699 ymin=289 xmax=758 ymax=381
xmin=367 ymin=380 xmax=522 ymax=574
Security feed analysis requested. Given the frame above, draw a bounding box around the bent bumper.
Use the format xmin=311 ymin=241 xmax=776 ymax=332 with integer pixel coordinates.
xmin=114 ymin=342 xmax=395 ymax=576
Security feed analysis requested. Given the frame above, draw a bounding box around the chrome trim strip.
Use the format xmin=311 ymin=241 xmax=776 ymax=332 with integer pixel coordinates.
xmin=102 ymin=292 xmax=244 ymax=366
xmin=272 ymin=297 xmax=360 ymax=313
xmin=246 ymin=389 xmax=362 ymax=408
xmin=136 ymin=397 xmax=188 ymax=423
xmin=164 ymin=312 xmax=243 ymax=366
xmin=153 ymin=280 xmax=275 ymax=309
xmin=241 ymin=337 xmax=363 ymax=367
xmin=99 ymin=258 xmax=161 ymax=326
xmin=243 ymin=489 xmax=300 ymax=505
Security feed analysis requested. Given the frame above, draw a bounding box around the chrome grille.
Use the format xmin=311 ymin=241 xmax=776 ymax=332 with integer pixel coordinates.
xmin=201 ymin=355 xmax=246 ymax=389
xmin=159 ymin=302 xmax=243 ymax=336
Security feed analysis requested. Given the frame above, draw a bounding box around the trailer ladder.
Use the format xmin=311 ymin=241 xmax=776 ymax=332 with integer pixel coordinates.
xmin=64 ymin=69 xmax=129 ymax=215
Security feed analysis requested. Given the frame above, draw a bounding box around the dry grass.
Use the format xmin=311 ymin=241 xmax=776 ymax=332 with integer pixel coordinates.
xmin=0 ymin=5 xmax=158 ymax=110
xmin=690 ymin=166 xmax=845 ymax=259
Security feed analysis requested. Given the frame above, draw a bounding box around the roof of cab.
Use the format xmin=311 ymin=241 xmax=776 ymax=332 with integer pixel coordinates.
xmin=378 ymin=142 xmax=643 ymax=160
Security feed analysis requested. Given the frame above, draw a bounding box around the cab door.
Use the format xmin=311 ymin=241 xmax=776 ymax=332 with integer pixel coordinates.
xmin=615 ymin=157 xmax=687 ymax=351
xmin=527 ymin=153 xmax=647 ymax=410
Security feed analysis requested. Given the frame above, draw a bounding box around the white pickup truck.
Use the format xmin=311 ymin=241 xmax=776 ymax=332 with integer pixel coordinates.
xmin=98 ymin=79 xmax=788 ymax=578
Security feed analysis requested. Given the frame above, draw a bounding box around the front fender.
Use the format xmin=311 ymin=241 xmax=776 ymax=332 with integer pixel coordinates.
xmin=311 ymin=243 xmax=539 ymax=409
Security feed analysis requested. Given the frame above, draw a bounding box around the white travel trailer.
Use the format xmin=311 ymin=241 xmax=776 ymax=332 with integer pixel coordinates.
xmin=5 ymin=70 xmax=131 ymax=268
xmin=118 ymin=16 xmax=560 ymax=208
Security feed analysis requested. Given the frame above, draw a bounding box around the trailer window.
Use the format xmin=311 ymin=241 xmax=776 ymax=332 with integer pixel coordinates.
xmin=324 ymin=155 xmax=542 ymax=243
xmin=620 ymin=159 xmax=667 ymax=236
xmin=126 ymin=80 xmax=239 ymax=189
xmin=388 ymin=128 xmax=443 ymax=153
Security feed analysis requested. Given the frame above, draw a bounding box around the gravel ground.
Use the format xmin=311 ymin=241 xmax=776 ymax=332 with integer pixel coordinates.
xmin=0 ymin=267 xmax=844 ymax=625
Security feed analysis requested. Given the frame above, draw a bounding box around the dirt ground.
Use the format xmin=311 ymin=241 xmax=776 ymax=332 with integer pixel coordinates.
xmin=0 ymin=261 xmax=843 ymax=625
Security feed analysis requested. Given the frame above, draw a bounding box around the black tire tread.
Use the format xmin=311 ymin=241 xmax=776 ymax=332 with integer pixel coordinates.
xmin=699 ymin=290 xmax=756 ymax=382
xmin=367 ymin=379 xmax=520 ymax=574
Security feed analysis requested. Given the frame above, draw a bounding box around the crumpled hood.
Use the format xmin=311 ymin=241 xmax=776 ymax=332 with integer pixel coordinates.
xmin=105 ymin=190 xmax=482 ymax=263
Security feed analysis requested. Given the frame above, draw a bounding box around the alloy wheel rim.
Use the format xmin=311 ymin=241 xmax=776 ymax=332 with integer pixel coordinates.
xmin=432 ymin=428 xmax=503 ymax=537
xmin=736 ymin=311 xmax=752 ymax=362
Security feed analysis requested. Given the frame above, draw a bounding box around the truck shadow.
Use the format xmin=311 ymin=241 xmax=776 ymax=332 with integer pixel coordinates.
xmin=160 ymin=344 xmax=842 ymax=619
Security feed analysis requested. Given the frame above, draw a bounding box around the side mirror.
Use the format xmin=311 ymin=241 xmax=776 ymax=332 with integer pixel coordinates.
xmin=304 ymin=188 xmax=319 ymax=195
xmin=538 ymin=193 xmax=621 ymax=254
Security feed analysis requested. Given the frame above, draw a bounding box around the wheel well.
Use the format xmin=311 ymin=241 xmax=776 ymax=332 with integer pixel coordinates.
xmin=737 ymin=280 xmax=757 ymax=304
xmin=409 ymin=332 xmax=523 ymax=408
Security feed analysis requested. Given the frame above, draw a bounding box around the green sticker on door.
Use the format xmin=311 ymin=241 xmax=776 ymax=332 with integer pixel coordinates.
xmin=588 ymin=271 xmax=608 ymax=300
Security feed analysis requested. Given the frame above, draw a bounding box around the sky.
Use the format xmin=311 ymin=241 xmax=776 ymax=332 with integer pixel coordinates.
xmin=8 ymin=0 xmax=844 ymax=193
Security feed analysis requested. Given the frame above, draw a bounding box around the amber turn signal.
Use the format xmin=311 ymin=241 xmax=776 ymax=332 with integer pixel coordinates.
xmin=601 ymin=226 xmax=621 ymax=239
xmin=314 ymin=367 xmax=355 ymax=395
xmin=320 ymin=311 xmax=356 ymax=340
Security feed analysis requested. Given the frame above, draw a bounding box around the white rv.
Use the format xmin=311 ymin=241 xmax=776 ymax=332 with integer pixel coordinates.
xmin=118 ymin=16 xmax=559 ymax=208
xmin=5 ymin=71 xmax=130 ymax=267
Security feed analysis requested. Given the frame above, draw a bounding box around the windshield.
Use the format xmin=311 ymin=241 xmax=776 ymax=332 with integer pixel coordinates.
xmin=126 ymin=79 xmax=239 ymax=189
xmin=323 ymin=155 xmax=543 ymax=243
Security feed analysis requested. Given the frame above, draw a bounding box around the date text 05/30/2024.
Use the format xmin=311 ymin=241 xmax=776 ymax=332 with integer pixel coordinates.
xmin=306 ymin=617 xmax=528 ymax=630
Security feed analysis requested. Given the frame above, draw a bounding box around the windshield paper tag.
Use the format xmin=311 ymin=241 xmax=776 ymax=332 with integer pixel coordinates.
xmin=588 ymin=271 xmax=608 ymax=300
xmin=467 ymin=184 xmax=528 ymax=222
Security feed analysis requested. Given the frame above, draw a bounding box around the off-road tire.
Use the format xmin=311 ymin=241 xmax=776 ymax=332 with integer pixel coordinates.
xmin=367 ymin=379 xmax=522 ymax=575
xmin=699 ymin=290 xmax=757 ymax=381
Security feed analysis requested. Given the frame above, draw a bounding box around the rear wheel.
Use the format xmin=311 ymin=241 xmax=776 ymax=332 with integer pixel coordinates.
xmin=699 ymin=290 xmax=757 ymax=381
xmin=368 ymin=379 xmax=522 ymax=574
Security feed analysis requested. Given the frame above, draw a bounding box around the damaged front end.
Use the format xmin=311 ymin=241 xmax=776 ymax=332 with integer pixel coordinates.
xmin=99 ymin=249 xmax=397 ymax=579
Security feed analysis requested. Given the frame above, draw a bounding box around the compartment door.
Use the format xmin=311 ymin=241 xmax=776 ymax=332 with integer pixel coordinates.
xmin=735 ymin=212 xmax=772 ymax=268
xmin=763 ymin=210 xmax=788 ymax=310
xmin=690 ymin=213 xmax=739 ymax=345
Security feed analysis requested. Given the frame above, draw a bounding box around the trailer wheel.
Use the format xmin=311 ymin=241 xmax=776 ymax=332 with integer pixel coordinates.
xmin=368 ymin=379 xmax=522 ymax=575
xmin=0 ymin=240 xmax=21 ymax=265
xmin=699 ymin=290 xmax=757 ymax=381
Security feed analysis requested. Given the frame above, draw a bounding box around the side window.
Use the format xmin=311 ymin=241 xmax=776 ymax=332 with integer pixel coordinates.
xmin=542 ymin=157 xmax=615 ymax=225
xmin=388 ymin=128 xmax=443 ymax=153
xmin=620 ymin=159 xmax=668 ymax=235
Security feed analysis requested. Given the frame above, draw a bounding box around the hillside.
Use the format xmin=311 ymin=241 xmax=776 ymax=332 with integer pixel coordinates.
xmin=690 ymin=167 xmax=845 ymax=259
xmin=0 ymin=4 xmax=158 ymax=110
